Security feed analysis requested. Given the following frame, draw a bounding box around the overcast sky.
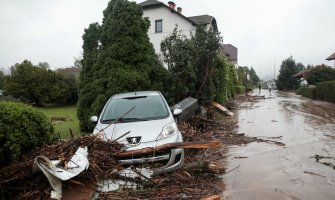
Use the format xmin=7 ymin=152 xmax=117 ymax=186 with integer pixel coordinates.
xmin=0 ymin=0 xmax=334 ymax=80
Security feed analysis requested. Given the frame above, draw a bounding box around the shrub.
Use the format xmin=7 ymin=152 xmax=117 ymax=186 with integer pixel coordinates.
xmin=0 ymin=102 xmax=57 ymax=163
xmin=235 ymin=85 xmax=245 ymax=94
xmin=246 ymin=87 xmax=253 ymax=93
xmin=305 ymin=65 xmax=335 ymax=85
xmin=297 ymin=87 xmax=316 ymax=99
xmin=315 ymin=81 xmax=335 ymax=103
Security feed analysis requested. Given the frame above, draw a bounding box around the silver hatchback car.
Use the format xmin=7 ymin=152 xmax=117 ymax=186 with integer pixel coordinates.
xmin=91 ymin=91 xmax=184 ymax=174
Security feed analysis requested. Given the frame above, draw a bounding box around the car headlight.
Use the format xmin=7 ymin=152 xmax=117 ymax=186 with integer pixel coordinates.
xmin=157 ymin=122 xmax=178 ymax=140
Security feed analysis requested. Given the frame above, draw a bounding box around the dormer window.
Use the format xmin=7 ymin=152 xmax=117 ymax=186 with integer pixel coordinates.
xmin=155 ymin=20 xmax=163 ymax=33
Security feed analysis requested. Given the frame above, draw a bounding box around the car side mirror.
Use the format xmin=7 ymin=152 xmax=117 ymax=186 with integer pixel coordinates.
xmin=90 ymin=116 xmax=98 ymax=123
xmin=173 ymin=108 xmax=182 ymax=116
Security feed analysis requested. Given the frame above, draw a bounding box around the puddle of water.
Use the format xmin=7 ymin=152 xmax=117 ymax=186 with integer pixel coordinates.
xmin=223 ymin=90 xmax=335 ymax=200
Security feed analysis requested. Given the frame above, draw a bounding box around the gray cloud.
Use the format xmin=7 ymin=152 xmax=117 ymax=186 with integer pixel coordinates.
xmin=0 ymin=0 xmax=334 ymax=80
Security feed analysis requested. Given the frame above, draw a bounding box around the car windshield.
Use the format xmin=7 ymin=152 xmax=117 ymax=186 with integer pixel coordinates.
xmin=101 ymin=95 xmax=169 ymax=122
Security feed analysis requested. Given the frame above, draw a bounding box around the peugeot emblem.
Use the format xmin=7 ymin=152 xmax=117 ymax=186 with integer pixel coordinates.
xmin=126 ymin=136 xmax=141 ymax=145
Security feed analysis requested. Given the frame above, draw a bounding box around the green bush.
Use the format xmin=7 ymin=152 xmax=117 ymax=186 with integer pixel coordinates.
xmin=297 ymin=87 xmax=316 ymax=99
xmin=0 ymin=102 xmax=57 ymax=163
xmin=306 ymin=65 xmax=335 ymax=85
xmin=246 ymin=87 xmax=253 ymax=93
xmin=315 ymin=81 xmax=335 ymax=103
xmin=235 ymin=85 xmax=245 ymax=94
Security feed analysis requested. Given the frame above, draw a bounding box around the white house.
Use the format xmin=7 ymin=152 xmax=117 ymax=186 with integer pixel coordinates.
xmin=139 ymin=0 xmax=218 ymax=58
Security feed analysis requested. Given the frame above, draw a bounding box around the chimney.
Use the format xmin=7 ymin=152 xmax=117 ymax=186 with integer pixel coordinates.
xmin=167 ymin=1 xmax=176 ymax=10
xmin=177 ymin=7 xmax=182 ymax=14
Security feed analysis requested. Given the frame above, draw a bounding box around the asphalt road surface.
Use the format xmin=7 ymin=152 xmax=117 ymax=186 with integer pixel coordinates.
xmin=223 ymin=90 xmax=335 ymax=200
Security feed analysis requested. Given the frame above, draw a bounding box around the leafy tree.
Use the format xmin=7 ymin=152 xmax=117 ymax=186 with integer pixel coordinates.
xmin=49 ymin=72 xmax=78 ymax=105
xmin=249 ymin=67 xmax=260 ymax=85
xmin=161 ymin=28 xmax=196 ymax=104
xmin=306 ymin=64 xmax=313 ymax=70
xmin=237 ymin=66 xmax=260 ymax=88
xmin=276 ymin=56 xmax=300 ymax=90
xmin=237 ymin=66 xmax=246 ymax=85
xmin=77 ymin=0 xmax=158 ymax=131
xmin=5 ymin=60 xmax=51 ymax=106
xmin=38 ymin=62 xmax=50 ymax=69
xmin=296 ymin=62 xmax=305 ymax=72
xmin=161 ymin=25 xmax=223 ymax=105
xmin=305 ymin=64 xmax=335 ymax=85
xmin=192 ymin=26 xmax=222 ymax=105
xmin=5 ymin=60 xmax=78 ymax=106
xmin=212 ymin=54 xmax=238 ymax=103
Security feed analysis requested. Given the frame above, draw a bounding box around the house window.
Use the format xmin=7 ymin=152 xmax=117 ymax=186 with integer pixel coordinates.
xmin=155 ymin=20 xmax=163 ymax=33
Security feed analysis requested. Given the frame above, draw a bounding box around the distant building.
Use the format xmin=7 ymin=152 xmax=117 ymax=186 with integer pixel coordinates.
xmin=220 ymin=44 xmax=238 ymax=65
xmin=293 ymin=70 xmax=310 ymax=86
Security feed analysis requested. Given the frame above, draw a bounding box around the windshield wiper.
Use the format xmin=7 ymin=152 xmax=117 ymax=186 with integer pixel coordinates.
xmin=102 ymin=118 xmax=145 ymax=123
xmin=120 ymin=117 xmax=144 ymax=122
xmin=102 ymin=118 xmax=124 ymax=123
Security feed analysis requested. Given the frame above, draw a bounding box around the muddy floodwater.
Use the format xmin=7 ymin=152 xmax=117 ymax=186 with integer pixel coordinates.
xmin=223 ymin=90 xmax=335 ymax=200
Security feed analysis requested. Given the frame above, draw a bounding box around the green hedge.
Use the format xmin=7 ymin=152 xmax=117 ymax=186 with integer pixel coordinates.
xmin=0 ymin=102 xmax=57 ymax=163
xmin=315 ymin=81 xmax=335 ymax=103
xmin=297 ymin=87 xmax=316 ymax=99
xmin=235 ymin=85 xmax=246 ymax=94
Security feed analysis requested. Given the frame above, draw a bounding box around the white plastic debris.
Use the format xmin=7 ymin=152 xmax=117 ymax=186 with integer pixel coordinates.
xmin=32 ymin=147 xmax=89 ymax=200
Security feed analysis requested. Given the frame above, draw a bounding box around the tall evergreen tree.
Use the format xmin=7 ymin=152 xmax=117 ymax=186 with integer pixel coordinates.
xmin=77 ymin=0 xmax=158 ymax=131
xmin=276 ymin=56 xmax=300 ymax=90
xmin=77 ymin=23 xmax=101 ymax=131
xmin=249 ymin=67 xmax=260 ymax=85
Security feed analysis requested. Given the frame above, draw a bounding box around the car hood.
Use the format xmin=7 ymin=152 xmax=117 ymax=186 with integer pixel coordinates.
xmin=94 ymin=118 xmax=174 ymax=144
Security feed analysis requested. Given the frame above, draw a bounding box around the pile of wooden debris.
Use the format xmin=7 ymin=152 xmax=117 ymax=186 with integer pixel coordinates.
xmin=0 ymin=118 xmax=229 ymax=200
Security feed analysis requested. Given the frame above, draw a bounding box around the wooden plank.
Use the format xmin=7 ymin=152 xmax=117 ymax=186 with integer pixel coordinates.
xmin=213 ymin=102 xmax=234 ymax=116
xmin=115 ymin=141 xmax=223 ymax=158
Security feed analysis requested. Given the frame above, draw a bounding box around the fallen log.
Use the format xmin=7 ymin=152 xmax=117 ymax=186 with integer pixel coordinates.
xmin=115 ymin=141 xmax=223 ymax=158
xmin=213 ymin=102 xmax=234 ymax=116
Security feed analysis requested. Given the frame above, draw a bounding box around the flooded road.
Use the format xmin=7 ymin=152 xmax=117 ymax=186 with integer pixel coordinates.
xmin=223 ymin=90 xmax=335 ymax=200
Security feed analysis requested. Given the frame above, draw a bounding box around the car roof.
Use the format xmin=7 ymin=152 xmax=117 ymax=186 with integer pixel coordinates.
xmin=111 ymin=91 xmax=161 ymax=99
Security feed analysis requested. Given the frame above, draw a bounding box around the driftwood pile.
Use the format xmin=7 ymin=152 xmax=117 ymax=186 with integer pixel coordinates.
xmin=0 ymin=136 xmax=125 ymax=200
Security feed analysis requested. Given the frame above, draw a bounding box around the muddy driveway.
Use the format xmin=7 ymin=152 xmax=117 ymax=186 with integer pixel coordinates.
xmin=223 ymin=90 xmax=335 ymax=200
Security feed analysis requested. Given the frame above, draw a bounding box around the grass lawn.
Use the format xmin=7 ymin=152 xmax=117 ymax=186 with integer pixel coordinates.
xmin=41 ymin=105 xmax=83 ymax=139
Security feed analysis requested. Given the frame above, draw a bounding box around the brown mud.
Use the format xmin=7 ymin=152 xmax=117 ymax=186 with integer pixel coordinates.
xmin=223 ymin=90 xmax=335 ymax=200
